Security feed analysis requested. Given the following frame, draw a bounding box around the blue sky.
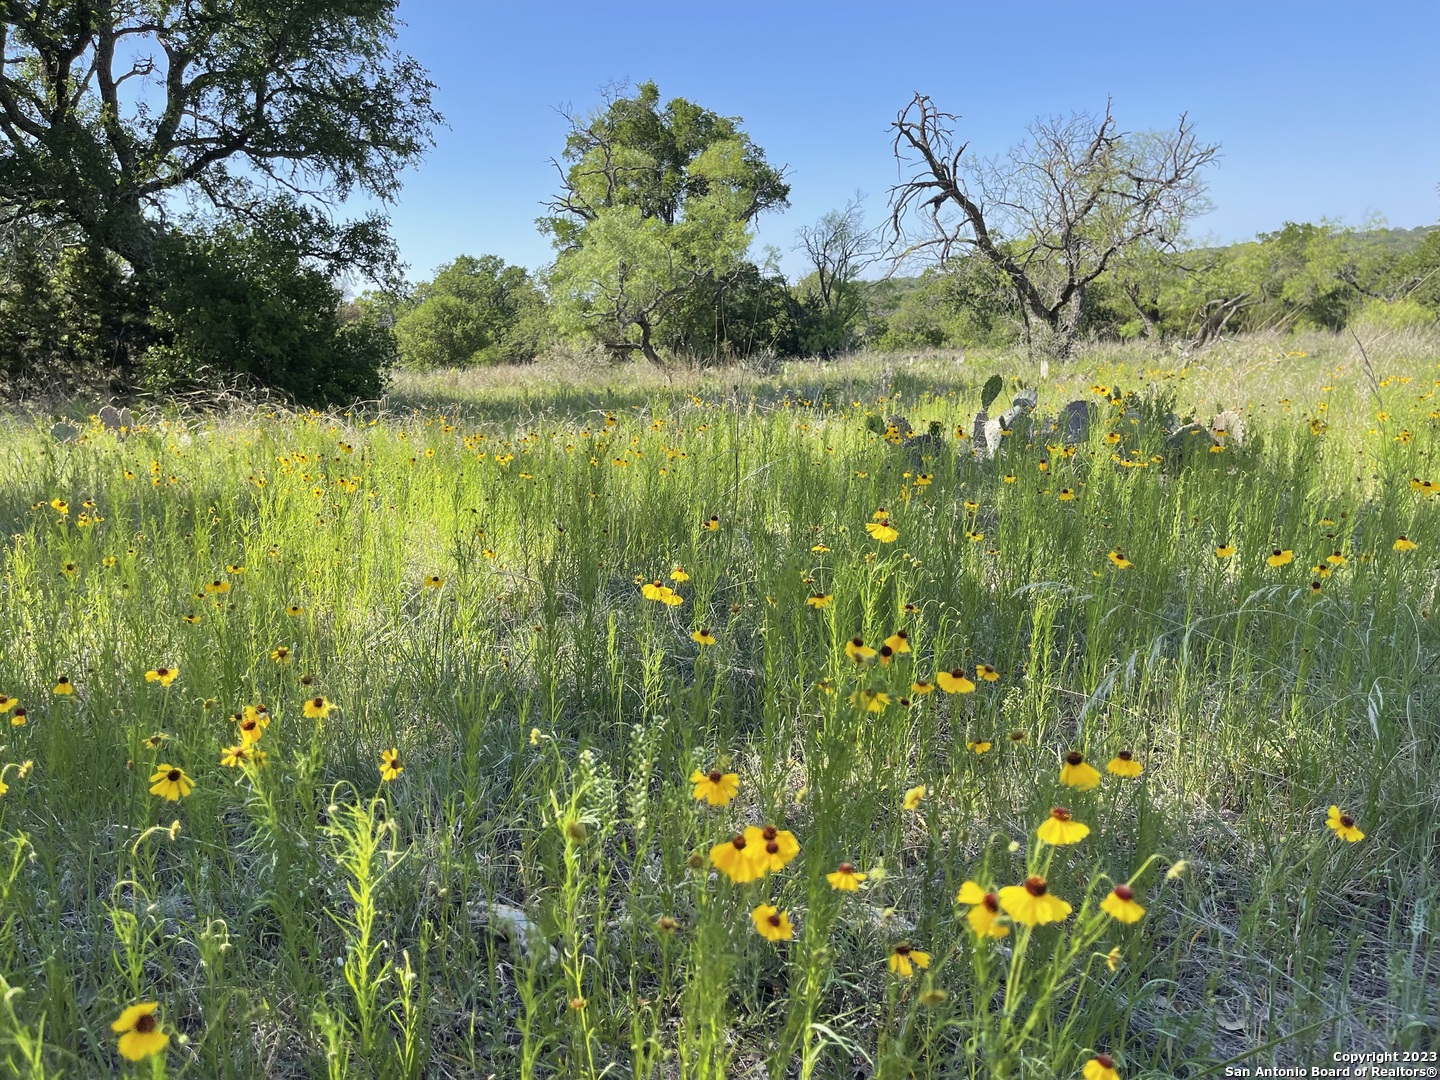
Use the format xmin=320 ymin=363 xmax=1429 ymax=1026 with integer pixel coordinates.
xmin=377 ymin=0 xmax=1440 ymax=284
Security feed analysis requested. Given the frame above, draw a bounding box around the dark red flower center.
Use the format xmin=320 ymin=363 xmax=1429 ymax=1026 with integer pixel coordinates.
xmin=950 ymin=667 xmax=965 ymax=678
xmin=851 ymin=636 xmax=864 ymax=647
xmin=1113 ymin=885 xmax=1134 ymax=901
xmin=1024 ymin=876 xmax=1048 ymax=896
xmin=1340 ymin=814 xmax=1355 ymax=828
xmin=767 ymin=912 xmax=781 ymax=927
xmin=895 ymin=630 xmax=908 ymax=641
xmin=134 ymin=1013 xmax=157 ymax=1034
xmin=312 ymin=697 xmax=324 ymax=708
xmin=1065 ymin=751 xmax=1084 ymax=766
xmin=982 ymin=893 xmax=999 ymax=912
xmin=1117 ymin=750 xmax=1133 ymax=761
xmin=1272 ymin=549 xmax=1282 ymax=557
xmin=1050 ymin=807 xmax=1071 ymax=821
xmin=766 ymin=841 xmax=779 ymax=854
xmin=707 ymin=770 xmax=721 ymax=783
xmin=880 ymin=645 xmax=893 ymax=658
xmin=156 ymin=668 xmax=169 ymax=677
xmin=894 ymin=943 xmax=911 ymax=956
xmin=731 ymin=835 xmax=746 ymax=850
xmin=837 ymin=862 xmax=854 ymax=874
xmin=166 ymin=769 xmax=180 ymax=782
xmin=1095 ymin=1054 xmax=1114 ymax=1069
xmin=762 ymin=825 xmax=777 ymax=841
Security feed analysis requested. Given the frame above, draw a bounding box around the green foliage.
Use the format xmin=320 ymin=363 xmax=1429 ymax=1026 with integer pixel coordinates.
xmin=0 ymin=0 xmax=436 ymax=400
xmin=0 ymin=233 xmax=149 ymax=392
xmin=142 ymin=225 xmax=393 ymax=404
xmin=662 ymin=260 xmax=800 ymax=361
xmin=541 ymin=81 xmax=789 ymax=364
xmin=393 ymin=255 xmax=548 ymax=368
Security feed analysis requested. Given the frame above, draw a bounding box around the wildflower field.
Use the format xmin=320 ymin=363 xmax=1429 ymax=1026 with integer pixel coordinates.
xmin=0 ymin=334 xmax=1437 ymax=1078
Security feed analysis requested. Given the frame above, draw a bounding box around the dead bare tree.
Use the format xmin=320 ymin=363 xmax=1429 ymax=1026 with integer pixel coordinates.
xmin=793 ymin=193 xmax=880 ymax=355
xmin=887 ymin=94 xmax=1218 ymax=355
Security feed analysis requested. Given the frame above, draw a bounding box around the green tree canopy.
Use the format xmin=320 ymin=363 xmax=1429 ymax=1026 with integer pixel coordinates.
xmin=540 ymin=81 xmax=789 ymax=367
xmin=0 ymin=0 xmax=439 ymax=278
xmin=393 ymin=255 xmax=548 ymax=368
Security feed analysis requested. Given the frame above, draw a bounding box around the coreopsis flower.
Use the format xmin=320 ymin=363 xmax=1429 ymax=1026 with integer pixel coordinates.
xmin=710 ymin=834 xmax=764 ymax=883
xmin=1058 ymin=488 xmax=1075 ymax=501
xmin=1267 ymin=549 xmax=1294 ymax=567
xmin=883 ymin=630 xmax=911 ymax=654
xmin=61 ymin=561 xmax=79 ymax=577
xmin=423 ymin=574 xmax=444 ymax=588
xmin=887 ymin=942 xmax=931 ymax=977
xmin=845 ymin=636 xmax=877 ymax=662
xmin=286 ymin=604 xmax=305 ymax=616
xmin=669 ymin=567 xmax=689 ymax=582
xmin=1393 ymin=536 xmax=1418 ymax=552
xmin=1036 ymin=807 xmax=1090 ymax=845
xmin=10 ymin=708 xmax=26 ymax=727
xmin=1083 ymin=1055 xmax=1121 ymax=1080
xmin=1100 ymin=884 xmax=1146 ymax=923
xmin=744 ymin=825 xmax=800 ymax=872
xmin=903 ymin=784 xmax=926 ymax=810
xmin=1106 ymin=946 xmax=1123 ymax=971
xmin=851 ymin=688 xmax=890 ymax=712
xmin=807 ymin=593 xmax=833 ymax=608
xmin=1107 ymin=550 xmax=1133 ymax=569
xmin=1060 ymin=751 xmax=1102 ymax=790
xmin=205 ymin=579 xmax=231 ymax=594
xmin=689 ymin=768 xmax=739 ymax=806
xmin=112 ymin=1002 xmax=169 ymax=1061
xmin=751 ymin=904 xmax=794 ymax=941
xmin=53 ymin=675 xmax=74 ymax=696
xmin=690 ymin=628 xmax=716 ymax=646
xmin=976 ymin=663 xmax=1000 ymax=682
xmin=148 ymin=765 xmax=194 ymax=801
xmin=1106 ymin=750 xmax=1144 ymax=777
xmin=379 ymin=748 xmax=403 ymax=781
xmin=1215 ymin=544 xmax=1237 ymax=558
xmin=220 ymin=745 xmax=259 ymax=768
xmin=303 ymin=696 xmax=335 ymax=720
xmin=1326 ymin=805 xmax=1364 ymax=842
xmin=937 ymin=668 xmax=975 ymax=694
xmin=0 ymin=695 xmax=16 ymax=714
xmin=966 ymin=740 xmax=992 ymax=755
xmin=957 ymin=881 xmax=1009 ymax=938
xmin=826 ymin=862 xmax=866 ymax=891
xmin=1326 ymin=551 xmax=1346 ymax=566
xmin=144 ymin=667 xmax=178 ymax=687
xmin=998 ymin=876 xmax=1072 ymax=926
xmin=910 ymin=679 xmax=934 ymax=695
xmin=866 ymin=519 xmax=899 ymax=543
xmin=701 ymin=515 xmax=720 ymax=531
xmin=270 ymin=646 xmax=292 ymax=664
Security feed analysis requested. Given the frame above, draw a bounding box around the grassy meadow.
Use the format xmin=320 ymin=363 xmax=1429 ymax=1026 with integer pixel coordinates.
xmin=0 ymin=330 xmax=1437 ymax=1077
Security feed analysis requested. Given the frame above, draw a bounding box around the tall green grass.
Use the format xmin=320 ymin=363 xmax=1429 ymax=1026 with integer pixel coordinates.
xmin=0 ymin=334 xmax=1435 ymax=1076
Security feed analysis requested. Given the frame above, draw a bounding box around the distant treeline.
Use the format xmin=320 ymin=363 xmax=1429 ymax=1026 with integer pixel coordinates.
xmin=2 ymin=14 xmax=1436 ymax=407
xmin=363 ymin=221 xmax=1439 ymax=371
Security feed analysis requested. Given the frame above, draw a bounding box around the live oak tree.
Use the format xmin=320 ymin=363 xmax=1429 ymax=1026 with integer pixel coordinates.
xmin=887 ymin=94 xmax=1217 ymax=355
xmin=0 ymin=0 xmax=438 ymax=274
xmin=540 ymin=81 xmax=789 ymax=368
xmin=0 ymin=0 xmax=438 ymax=400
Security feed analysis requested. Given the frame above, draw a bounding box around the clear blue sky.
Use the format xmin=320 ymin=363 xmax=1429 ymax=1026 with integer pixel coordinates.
xmin=377 ymin=0 xmax=1440 ymax=284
